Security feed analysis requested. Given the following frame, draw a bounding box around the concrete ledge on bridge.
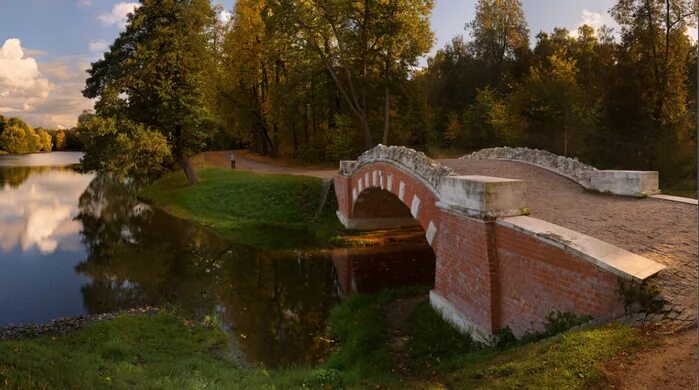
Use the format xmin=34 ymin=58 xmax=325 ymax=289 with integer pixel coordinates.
xmin=335 ymin=212 xmax=420 ymax=230
xmin=591 ymin=170 xmax=659 ymax=198
xmin=436 ymin=175 xmax=528 ymax=219
xmin=429 ymin=290 xmax=491 ymax=343
xmin=497 ymin=216 xmax=665 ymax=281
xmin=650 ymin=194 xmax=698 ymax=205
xmin=339 ymin=160 xmax=357 ymax=176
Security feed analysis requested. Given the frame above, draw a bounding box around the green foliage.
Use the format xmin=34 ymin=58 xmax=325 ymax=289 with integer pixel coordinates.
xmin=405 ymin=301 xmax=480 ymax=372
xmin=84 ymin=0 xmax=217 ymax=184
xmin=216 ymin=0 xmax=435 ymax=158
xmin=542 ymin=310 xmax=592 ymax=336
xmin=462 ymin=86 xmax=522 ymax=150
xmin=0 ymin=117 xmax=50 ymax=154
xmin=466 ymin=0 xmax=529 ymax=87
xmin=509 ymin=52 xmax=598 ymax=156
xmin=78 ymin=114 xmax=172 ymax=180
xmin=0 ymin=313 xmax=244 ymax=389
xmin=37 ymin=129 xmax=52 ymax=152
xmin=447 ymin=324 xmax=643 ymax=389
xmin=324 ymin=114 xmax=360 ymax=162
xmin=617 ymin=278 xmax=663 ymax=313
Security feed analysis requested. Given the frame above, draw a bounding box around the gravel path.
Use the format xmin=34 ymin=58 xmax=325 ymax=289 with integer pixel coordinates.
xmin=440 ymin=159 xmax=698 ymax=321
xmin=197 ymin=150 xmax=336 ymax=179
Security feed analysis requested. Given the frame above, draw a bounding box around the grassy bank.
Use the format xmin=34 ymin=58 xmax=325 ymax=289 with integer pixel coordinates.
xmin=139 ymin=168 xmax=344 ymax=249
xmin=0 ymin=289 xmax=646 ymax=389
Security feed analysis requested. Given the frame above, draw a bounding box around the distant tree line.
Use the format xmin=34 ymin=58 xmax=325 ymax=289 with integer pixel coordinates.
xmin=78 ymin=0 xmax=697 ymax=190
xmin=0 ymin=114 xmax=80 ymax=154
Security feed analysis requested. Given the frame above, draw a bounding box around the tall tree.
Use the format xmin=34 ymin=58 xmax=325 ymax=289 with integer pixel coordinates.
xmin=466 ymin=0 xmax=529 ymax=87
xmin=376 ymin=0 xmax=434 ymax=144
xmin=608 ymin=0 xmax=697 ymax=175
xmin=83 ymin=0 xmax=217 ymax=184
xmin=277 ymin=0 xmax=433 ymax=149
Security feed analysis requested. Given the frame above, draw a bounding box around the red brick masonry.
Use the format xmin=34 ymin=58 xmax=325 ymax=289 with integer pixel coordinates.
xmin=335 ymin=161 xmax=640 ymax=339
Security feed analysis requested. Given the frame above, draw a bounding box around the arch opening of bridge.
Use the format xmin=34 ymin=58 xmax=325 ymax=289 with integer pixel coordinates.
xmin=332 ymin=187 xmax=438 ymax=298
xmin=334 ymin=145 xmax=666 ymax=342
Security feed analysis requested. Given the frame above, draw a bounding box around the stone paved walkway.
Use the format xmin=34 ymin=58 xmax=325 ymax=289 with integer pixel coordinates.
xmin=440 ymin=159 xmax=698 ymax=329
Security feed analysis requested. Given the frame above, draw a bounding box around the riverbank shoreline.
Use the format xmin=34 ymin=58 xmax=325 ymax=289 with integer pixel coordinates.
xmin=138 ymin=167 xmax=345 ymax=249
xmin=0 ymin=306 xmax=158 ymax=341
xmin=0 ymin=287 xmax=669 ymax=389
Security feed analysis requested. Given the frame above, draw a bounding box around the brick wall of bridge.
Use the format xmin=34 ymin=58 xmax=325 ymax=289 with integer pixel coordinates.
xmin=336 ymin=162 xmax=441 ymax=243
xmin=434 ymin=212 xmax=498 ymax=333
xmin=335 ymin=160 xmax=630 ymax=341
xmin=494 ymin=225 xmax=626 ymax=336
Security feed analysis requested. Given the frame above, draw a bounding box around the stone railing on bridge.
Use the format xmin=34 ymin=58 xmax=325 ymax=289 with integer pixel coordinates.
xmin=340 ymin=144 xmax=455 ymax=191
xmin=463 ymin=147 xmax=660 ymax=198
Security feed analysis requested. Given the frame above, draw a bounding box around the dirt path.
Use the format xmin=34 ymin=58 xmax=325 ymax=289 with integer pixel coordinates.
xmin=604 ymin=328 xmax=698 ymax=389
xmin=383 ymin=296 xmax=426 ymax=377
xmin=192 ymin=150 xmax=335 ymax=179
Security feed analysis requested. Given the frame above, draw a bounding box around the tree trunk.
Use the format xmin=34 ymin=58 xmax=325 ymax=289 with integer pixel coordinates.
xmin=179 ymin=153 xmax=199 ymax=185
xmin=383 ymin=50 xmax=391 ymax=145
xmin=383 ymin=83 xmax=390 ymax=145
xmin=292 ymin=122 xmax=298 ymax=157
xmin=175 ymin=125 xmax=199 ymax=185
xmin=360 ymin=116 xmax=372 ymax=150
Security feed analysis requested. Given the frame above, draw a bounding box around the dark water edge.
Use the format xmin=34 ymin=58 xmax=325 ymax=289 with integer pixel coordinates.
xmin=0 ymin=153 xmax=436 ymax=368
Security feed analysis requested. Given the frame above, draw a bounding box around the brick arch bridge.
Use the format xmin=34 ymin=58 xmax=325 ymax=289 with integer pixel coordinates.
xmin=333 ymin=145 xmax=685 ymax=341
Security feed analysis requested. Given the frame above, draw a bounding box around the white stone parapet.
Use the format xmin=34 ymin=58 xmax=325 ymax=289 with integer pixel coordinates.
xmin=497 ymin=216 xmax=665 ymax=281
xmin=341 ymin=144 xmax=455 ymax=190
xmin=437 ymin=175 xmax=528 ymax=218
xmin=591 ymin=170 xmax=660 ymax=197
xmin=463 ymin=146 xmax=660 ymax=198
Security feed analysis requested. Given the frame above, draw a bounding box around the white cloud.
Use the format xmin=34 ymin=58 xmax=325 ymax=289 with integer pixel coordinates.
xmin=89 ymin=39 xmax=109 ymax=53
xmin=98 ymin=2 xmax=140 ymax=28
xmin=580 ymin=10 xmax=604 ymax=30
xmin=0 ymin=169 xmax=94 ymax=254
xmin=686 ymin=27 xmax=698 ymax=43
xmin=569 ymin=10 xmax=617 ymax=38
xmin=76 ymin=0 xmax=92 ymax=6
xmin=0 ymin=40 xmax=94 ymax=129
xmin=24 ymin=55 xmax=95 ymax=129
xmin=23 ymin=48 xmax=49 ymax=58
xmin=0 ymin=38 xmax=53 ymax=114
xmin=218 ymin=9 xmax=232 ymax=25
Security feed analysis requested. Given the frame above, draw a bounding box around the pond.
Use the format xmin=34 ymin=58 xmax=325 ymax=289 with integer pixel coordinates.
xmin=0 ymin=152 xmax=436 ymax=367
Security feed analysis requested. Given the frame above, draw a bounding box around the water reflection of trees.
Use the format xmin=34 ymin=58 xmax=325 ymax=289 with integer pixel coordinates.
xmin=74 ymin=173 xmax=339 ymax=366
xmin=0 ymin=166 xmax=75 ymax=188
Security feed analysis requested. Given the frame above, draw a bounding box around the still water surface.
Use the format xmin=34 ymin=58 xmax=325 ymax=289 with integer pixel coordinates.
xmin=0 ymin=152 xmax=435 ymax=367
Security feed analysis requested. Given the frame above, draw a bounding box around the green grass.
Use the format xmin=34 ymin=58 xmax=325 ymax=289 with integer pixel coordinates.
xmin=139 ymin=168 xmax=344 ymax=249
xmin=0 ymin=291 xmax=646 ymax=389
xmin=403 ymin=301 xmax=644 ymax=389
xmin=0 ymin=312 xmax=261 ymax=389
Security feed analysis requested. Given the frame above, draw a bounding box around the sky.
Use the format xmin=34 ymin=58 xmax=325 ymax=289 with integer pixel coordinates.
xmin=0 ymin=0 xmax=640 ymax=129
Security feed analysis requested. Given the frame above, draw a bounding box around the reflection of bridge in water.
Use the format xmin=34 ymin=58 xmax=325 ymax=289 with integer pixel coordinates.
xmin=332 ymin=241 xmax=435 ymax=297
xmin=335 ymin=145 xmax=697 ymax=341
